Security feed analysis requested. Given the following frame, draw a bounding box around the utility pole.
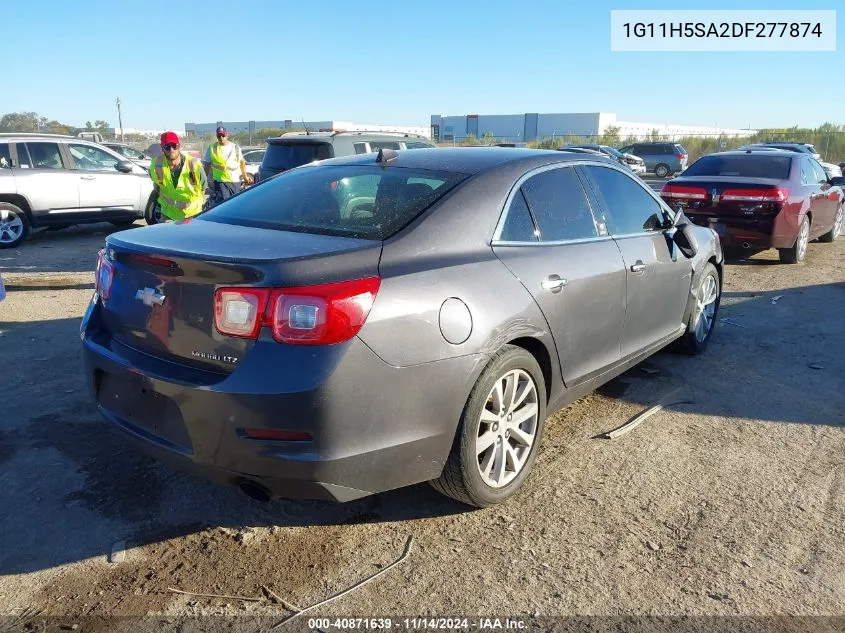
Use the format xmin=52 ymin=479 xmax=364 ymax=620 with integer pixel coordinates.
xmin=116 ymin=97 xmax=124 ymax=141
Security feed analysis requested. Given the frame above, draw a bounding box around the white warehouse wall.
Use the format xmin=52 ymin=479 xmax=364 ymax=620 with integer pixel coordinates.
xmin=476 ymin=115 xmax=525 ymax=138
xmin=537 ymin=113 xmax=602 ymax=137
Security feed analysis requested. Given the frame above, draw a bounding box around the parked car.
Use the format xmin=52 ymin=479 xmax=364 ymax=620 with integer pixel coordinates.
xmin=103 ymin=142 xmax=152 ymax=170
xmin=563 ymin=144 xmax=646 ymax=174
xmin=0 ymin=133 xmax=156 ymax=248
xmin=661 ymin=150 xmax=844 ymax=263
xmin=82 ymin=147 xmax=722 ymax=507
xmin=739 ymin=143 xmax=841 ymax=180
xmin=241 ymin=147 xmax=265 ymax=180
xmin=557 ymin=147 xmax=605 ymax=156
xmin=257 ymin=131 xmax=435 ymax=182
xmin=618 ymin=142 xmax=688 ymax=178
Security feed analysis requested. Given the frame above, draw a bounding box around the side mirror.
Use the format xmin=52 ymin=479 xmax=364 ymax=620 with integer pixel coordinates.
xmin=115 ymin=160 xmax=134 ymax=173
xmin=672 ymin=222 xmax=699 ymax=258
xmin=829 ymin=176 xmax=845 ymax=188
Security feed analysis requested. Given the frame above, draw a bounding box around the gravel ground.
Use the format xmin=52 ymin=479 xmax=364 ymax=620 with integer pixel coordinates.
xmin=0 ymin=222 xmax=843 ymax=632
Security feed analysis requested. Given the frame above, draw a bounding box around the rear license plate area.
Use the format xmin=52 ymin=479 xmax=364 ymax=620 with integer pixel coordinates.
xmin=98 ymin=373 xmax=191 ymax=451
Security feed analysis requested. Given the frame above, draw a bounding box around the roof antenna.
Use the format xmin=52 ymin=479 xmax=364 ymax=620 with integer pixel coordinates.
xmin=301 ymin=118 xmax=310 ymax=135
xmin=376 ymin=148 xmax=399 ymax=164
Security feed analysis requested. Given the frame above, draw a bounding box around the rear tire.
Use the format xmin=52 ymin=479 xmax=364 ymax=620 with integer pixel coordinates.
xmin=818 ymin=204 xmax=842 ymax=243
xmin=144 ymin=193 xmax=162 ymax=225
xmin=673 ymin=262 xmax=720 ymax=355
xmin=654 ymin=163 xmax=670 ymax=178
xmin=779 ymin=216 xmax=810 ymax=264
xmin=430 ymin=345 xmax=547 ymax=508
xmin=0 ymin=202 xmax=30 ymax=249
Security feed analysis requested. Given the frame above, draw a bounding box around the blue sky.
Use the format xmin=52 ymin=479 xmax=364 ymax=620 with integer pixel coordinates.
xmin=3 ymin=0 xmax=841 ymax=130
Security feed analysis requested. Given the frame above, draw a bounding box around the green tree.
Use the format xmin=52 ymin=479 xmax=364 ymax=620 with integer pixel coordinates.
xmin=85 ymin=121 xmax=93 ymax=130
xmin=599 ymin=125 xmax=621 ymax=146
xmin=0 ymin=112 xmax=43 ymax=132
xmin=94 ymin=120 xmax=110 ymax=134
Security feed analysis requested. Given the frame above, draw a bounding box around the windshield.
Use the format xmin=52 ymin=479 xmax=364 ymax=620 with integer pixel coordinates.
xmin=682 ymin=155 xmax=792 ymax=179
xmin=599 ymin=146 xmax=623 ymax=158
xmin=263 ymin=142 xmax=332 ymax=172
xmin=202 ymin=165 xmax=468 ymax=240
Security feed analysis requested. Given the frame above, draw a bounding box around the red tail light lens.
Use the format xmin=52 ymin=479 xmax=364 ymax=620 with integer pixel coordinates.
xmin=721 ymin=188 xmax=788 ymax=203
xmin=213 ymin=277 xmax=380 ymax=345
xmin=661 ymin=184 xmax=709 ymax=200
xmin=95 ymin=249 xmax=115 ymax=301
xmin=214 ymin=288 xmax=270 ymax=338
xmin=675 ymin=153 xmax=687 ymax=160
xmin=269 ymin=277 xmax=381 ymax=345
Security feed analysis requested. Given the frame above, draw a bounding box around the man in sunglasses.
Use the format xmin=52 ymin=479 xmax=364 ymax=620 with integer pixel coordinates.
xmin=203 ymin=126 xmax=250 ymax=204
xmin=148 ymin=131 xmax=207 ymax=221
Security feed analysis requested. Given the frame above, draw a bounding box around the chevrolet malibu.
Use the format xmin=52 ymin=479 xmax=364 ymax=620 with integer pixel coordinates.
xmin=82 ymin=148 xmax=723 ymax=507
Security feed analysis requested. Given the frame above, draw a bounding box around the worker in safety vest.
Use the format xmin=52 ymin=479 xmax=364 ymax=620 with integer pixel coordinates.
xmin=203 ymin=126 xmax=250 ymax=203
xmin=149 ymin=131 xmax=207 ymax=221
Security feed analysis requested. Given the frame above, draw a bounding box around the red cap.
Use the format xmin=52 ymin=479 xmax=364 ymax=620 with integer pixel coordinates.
xmin=160 ymin=131 xmax=180 ymax=147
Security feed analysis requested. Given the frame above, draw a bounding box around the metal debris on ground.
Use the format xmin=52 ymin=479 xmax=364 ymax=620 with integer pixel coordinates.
xmin=719 ymin=317 xmax=746 ymax=328
xmin=808 ymin=363 xmax=824 ymax=370
xmin=108 ymin=541 xmax=125 ymax=564
xmin=600 ymin=394 xmax=693 ymax=440
xmin=771 ymin=295 xmax=784 ymax=304
xmin=166 ymin=587 xmax=262 ymax=602
xmin=640 ymin=367 xmax=660 ymax=375
xmin=271 ymin=535 xmax=414 ymax=629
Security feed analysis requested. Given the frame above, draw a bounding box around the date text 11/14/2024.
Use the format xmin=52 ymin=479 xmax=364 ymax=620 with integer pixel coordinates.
xmin=623 ymin=22 xmax=822 ymax=39
xmin=306 ymin=618 xmax=527 ymax=630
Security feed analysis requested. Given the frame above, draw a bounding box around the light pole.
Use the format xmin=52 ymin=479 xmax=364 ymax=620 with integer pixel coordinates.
xmin=116 ymin=97 xmax=124 ymax=141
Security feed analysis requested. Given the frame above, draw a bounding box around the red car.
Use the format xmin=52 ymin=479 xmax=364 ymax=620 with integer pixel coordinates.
xmin=661 ymin=150 xmax=844 ymax=264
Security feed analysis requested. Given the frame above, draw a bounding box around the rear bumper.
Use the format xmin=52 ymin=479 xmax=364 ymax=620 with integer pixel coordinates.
xmin=80 ymin=296 xmax=484 ymax=502
xmin=685 ymin=210 xmax=799 ymax=249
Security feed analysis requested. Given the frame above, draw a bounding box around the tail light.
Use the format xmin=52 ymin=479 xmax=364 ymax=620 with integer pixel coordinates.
xmin=95 ymin=249 xmax=115 ymax=300
xmin=720 ymin=188 xmax=788 ymax=203
xmin=213 ymin=277 xmax=380 ymax=345
xmin=661 ymin=184 xmax=709 ymax=200
xmin=675 ymin=153 xmax=687 ymax=161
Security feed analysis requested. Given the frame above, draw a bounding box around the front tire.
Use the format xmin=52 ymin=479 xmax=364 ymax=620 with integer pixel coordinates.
xmin=819 ymin=204 xmax=842 ymax=243
xmin=779 ymin=215 xmax=810 ymax=263
xmin=0 ymin=202 xmax=30 ymax=249
xmin=431 ymin=345 xmax=547 ymax=507
xmin=674 ymin=262 xmax=720 ymax=355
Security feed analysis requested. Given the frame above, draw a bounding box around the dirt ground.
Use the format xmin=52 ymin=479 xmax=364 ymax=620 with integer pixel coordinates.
xmin=0 ymin=222 xmax=843 ymax=632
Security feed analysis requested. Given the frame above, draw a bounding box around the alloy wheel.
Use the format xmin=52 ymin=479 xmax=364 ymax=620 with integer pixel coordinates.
xmin=475 ymin=369 xmax=539 ymax=488
xmin=0 ymin=209 xmax=24 ymax=245
xmin=797 ymin=218 xmax=809 ymax=261
xmin=693 ymin=272 xmax=719 ymax=343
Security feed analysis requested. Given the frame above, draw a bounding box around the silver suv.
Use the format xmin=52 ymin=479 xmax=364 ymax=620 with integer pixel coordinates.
xmin=0 ymin=133 xmax=155 ymax=248
xmin=257 ymin=131 xmax=435 ymax=182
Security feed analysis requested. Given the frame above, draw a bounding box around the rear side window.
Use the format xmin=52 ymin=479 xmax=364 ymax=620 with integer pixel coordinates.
xmin=369 ymin=141 xmax=401 ymax=151
xmin=520 ymin=167 xmax=597 ymax=241
xmin=583 ymin=165 xmax=665 ymax=235
xmin=202 ymin=165 xmax=467 ymax=240
xmin=499 ymin=190 xmax=537 ymax=242
xmin=682 ymin=155 xmax=792 ymax=179
xmin=809 ymin=159 xmax=828 ymax=184
xmin=353 ymin=142 xmax=369 ymax=155
xmin=22 ymin=142 xmax=64 ymax=169
xmin=263 ymin=142 xmax=332 ymax=171
xmin=800 ymin=158 xmax=814 ymax=185
xmin=405 ymin=142 xmax=433 ymax=149
xmin=0 ymin=143 xmax=10 ymax=168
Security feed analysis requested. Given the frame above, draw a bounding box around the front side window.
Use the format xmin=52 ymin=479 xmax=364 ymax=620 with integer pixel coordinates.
xmin=520 ymin=167 xmax=598 ymax=242
xmin=68 ymin=144 xmax=119 ymax=171
xmin=583 ymin=165 xmax=665 ymax=235
xmin=24 ymin=142 xmax=65 ymax=169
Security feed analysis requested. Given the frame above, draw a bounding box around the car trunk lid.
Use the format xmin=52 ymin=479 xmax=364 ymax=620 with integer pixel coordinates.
xmin=99 ymin=219 xmax=381 ymax=373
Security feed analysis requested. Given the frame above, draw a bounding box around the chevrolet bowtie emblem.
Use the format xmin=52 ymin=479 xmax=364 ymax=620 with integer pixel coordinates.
xmin=135 ymin=287 xmax=166 ymax=307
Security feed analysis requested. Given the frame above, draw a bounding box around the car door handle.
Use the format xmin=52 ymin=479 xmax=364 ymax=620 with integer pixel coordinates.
xmin=630 ymin=261 xmax=646 ymax=273
xmin=79 ymin=175 xmax=97 ymax=180
xmin=541 ymin=275 xmax=568 ymax=293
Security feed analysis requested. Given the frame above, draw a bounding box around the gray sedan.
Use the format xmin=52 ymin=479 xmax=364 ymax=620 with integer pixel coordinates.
xmin=81 ymin=148 xmax=723 ymax=507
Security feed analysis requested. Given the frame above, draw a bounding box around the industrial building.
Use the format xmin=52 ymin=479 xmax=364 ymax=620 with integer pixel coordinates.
xmin=431 ymin=112 xmax=756 ymax=142
xmin=185 ymin=120 xmax=429 ymax=138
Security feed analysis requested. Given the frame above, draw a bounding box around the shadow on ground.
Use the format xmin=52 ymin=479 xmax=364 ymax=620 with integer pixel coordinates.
xmin=1 ymin=282 xmax=843 ymax=575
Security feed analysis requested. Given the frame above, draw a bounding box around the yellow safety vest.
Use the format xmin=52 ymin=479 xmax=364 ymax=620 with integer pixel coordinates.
xmin=149 ymin=154 xmax=205 ymax=220
xmin=209 ymin=142 xmax=239 ymax=182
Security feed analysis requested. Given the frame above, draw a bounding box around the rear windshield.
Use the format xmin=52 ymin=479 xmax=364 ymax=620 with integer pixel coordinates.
xmin=263 ymin=142 xmax=332 ymax=172
xmin=674 ymin=145 xmax=687 ymax=155
xmin=201 ymin=165 xmax=468 ymax=240
xmin=682 ymin=155 xmax=792 ymax=179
